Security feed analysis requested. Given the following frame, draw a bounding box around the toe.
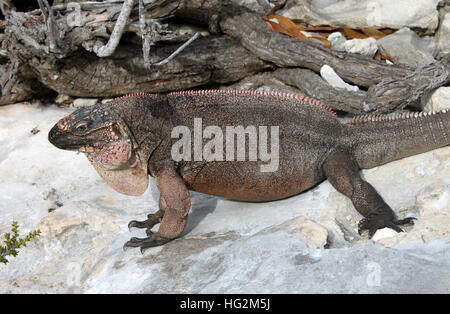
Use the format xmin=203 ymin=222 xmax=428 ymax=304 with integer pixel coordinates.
xmin=127 ymin=213 xmax=163 ymax=231
xmin=387 ymin=222 xmax=404 ymax=233
xmin=358 ymin=217 xmax=371 ymax=235
xmin=394 ymin=217 xmax=416 ymax=226
xmin=123 ymin=234 xmax=171 ymax=252
xmin=128 ymin=220 xmax=147 ymax=230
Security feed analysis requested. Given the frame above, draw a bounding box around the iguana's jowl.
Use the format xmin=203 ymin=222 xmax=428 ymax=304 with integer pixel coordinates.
xmin=49 ymin=102 xmax=149 ymax=197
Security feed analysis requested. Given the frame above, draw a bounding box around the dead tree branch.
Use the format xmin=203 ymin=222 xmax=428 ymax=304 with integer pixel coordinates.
xmin=93 ymin=0 xmax=135 ymax=57
xmin=176 ymin=0 xmax=450 ymax=112
xmin=0 ymin=0 xmax=448 ymax=113
xmin=153 ymin=31 xmax=199 ymax=66
xmin=273 ymin=68 xmax=368 ymax=113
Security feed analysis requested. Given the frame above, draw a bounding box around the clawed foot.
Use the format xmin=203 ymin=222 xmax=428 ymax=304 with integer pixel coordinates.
xmin=128 ymin=212 xmax=163 ymax=236
xmin=123 ymin=234 xmax=171 ymax=253
xmin=358 ymin=212 xmax=416 ymax=238
xmin=126 ymin=211 xmax=168 ymax=252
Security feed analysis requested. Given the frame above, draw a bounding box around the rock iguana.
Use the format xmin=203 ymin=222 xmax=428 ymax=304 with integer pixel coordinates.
xmin=48 ymin=90 xmax=449 ymax=252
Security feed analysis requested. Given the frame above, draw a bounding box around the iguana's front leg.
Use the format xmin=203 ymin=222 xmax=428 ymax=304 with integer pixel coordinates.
xmin=124 ymin=165 xmax=191 ymax=252
xmin=323 ymin=150 xmax=415 ymax=238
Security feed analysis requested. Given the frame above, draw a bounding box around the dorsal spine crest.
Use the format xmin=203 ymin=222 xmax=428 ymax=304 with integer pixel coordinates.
xmin=347 ymin=109 xmax=448 ymax=125
xmin=114 ymin=92 xmax=150 ymax=100
xmin=168 ymin=89 xmax=337 ymax=116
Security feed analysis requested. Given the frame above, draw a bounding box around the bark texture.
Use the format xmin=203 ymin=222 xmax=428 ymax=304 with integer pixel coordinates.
xmin=0 ymin=0 xmax=448 ymax=113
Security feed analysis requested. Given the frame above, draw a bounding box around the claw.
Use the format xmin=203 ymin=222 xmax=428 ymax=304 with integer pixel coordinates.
xmin=394 ymin=217 xmax=416 ymax=225
xmin=123 ymin=237 xmax=145 ymax=251
xmin=128 ymin=220 xmax=142 ymax=230
xmin=123 ymin=233 xmax=171 ymax=252
xmin=359 ymin=213 xmax=416 ymax=238
xmin=127 ymin=213 xmax=163 ymax=231
xmin=123 ymin=241 xmax=137 ymax=251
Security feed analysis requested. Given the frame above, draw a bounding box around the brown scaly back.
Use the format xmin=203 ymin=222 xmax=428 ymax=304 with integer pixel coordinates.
xmin=168 ymin=89 xmax=338 ymax=117
xmin=112 ymin=89 xmax=337 ymax=117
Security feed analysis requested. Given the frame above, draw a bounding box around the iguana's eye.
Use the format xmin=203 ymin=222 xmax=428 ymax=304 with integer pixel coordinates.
xmin=74 ymin=121 xmax=89 ymax=133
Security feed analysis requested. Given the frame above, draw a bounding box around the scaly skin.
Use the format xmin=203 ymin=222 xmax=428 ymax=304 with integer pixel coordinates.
xmin=48 ymin=90 xmax=450 ymax=252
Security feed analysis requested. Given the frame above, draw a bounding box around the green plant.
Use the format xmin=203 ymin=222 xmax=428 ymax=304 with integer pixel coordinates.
xmin=0 ymin=222 xmax=41 ymax=264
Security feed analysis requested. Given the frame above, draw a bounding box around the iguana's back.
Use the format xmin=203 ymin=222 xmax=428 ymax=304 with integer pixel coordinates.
xmin=165 ymin=90 xmax=343 ymax=201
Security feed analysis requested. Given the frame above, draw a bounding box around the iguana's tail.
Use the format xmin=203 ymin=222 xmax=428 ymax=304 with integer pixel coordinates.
xmin=345 ymin=109 xmax=449 ymax=169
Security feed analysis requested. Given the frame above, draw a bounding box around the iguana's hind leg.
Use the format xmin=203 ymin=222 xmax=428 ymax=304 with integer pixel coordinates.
xmin=322 ymin=150 xmax=415 ymax=238
xmin=128 ymin=197 xmax=166 ymax=236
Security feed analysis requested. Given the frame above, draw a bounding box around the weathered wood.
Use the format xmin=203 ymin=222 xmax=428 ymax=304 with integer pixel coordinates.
xmin=365 ymin=55 xmax=450 ymax=112
xmin=273 ymin=68 xmax=367 ymax=113
xmin=27 ymin=36 xmax=268 ymax=97
xmin=0 ymin=62 xmax=53 ymax=105
xmin=0 ymin=4 xmax=267 ymax=101
xmin=176 ymin=0 xmax=409 ymax=87
xmin=174 ymin=0 xmax=450 ymax=112
xmin=0 ymin=0 xmax=448 ymax=114
xmin=274 ymin=57 xmax=450 ymax=113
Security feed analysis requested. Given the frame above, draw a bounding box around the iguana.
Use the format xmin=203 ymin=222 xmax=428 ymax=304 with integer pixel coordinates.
xmin=48 ymin=90 xmax=449 ymax=252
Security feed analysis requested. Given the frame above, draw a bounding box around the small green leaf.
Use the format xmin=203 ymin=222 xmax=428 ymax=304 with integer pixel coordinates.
xmin=0 ymin=221 xmax=41 ymax=266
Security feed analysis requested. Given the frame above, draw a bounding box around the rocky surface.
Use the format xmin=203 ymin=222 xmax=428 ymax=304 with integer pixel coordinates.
xmin=328 ymin=33 xmax=378 ymax=57
xmin=320 ymin=65 xmax=360 ymax=92
xmin=0 ymin=103 xmax=449 ymax=293
xmin=72 ymin=98 xmax=99 ymax=108
xmin=343 ymin=38 xmax=378 ymax=57
xmin=280 ymin=0 xmax=441 ymax=33
xmin=377 ymin=28 xmax=439 ymax=67
xmin=437 ymin=12 xmax=450 ymax=53
xmin=424 ymin=87 xmax=450 ymax=112
xmin=273 ymin=0 xmax=448 ymax=65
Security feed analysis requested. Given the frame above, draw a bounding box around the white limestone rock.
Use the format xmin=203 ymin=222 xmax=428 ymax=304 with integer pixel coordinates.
xmin=72 ymin=98 xmax=99 ymax=108
xmin=372 ymin=228 xmax=398 ymax=242
xmin=328 ymin=33 xmax=378 ymax=57
xmin=55 ymin=94 xmax=72 ymax=105
xmin=101 ymin=98 xmax=115 ymax=104
xmin=280 ymin=0 xmax=440 ymax=33
xmin=377 ymin=27 xmax=438 ymax=67
xmin=437 ymin=12 xmax=450 ymax=54
xmin=343 ymin=37 xmax=378 ymax=57
xmin=0 ymin=103 xmax=449 ymax=293
xmin=328 ymin=32 xmax=347 ymax=50
xmin=320 ymin=65 xmax=360 ymax=92
xmin=424 ymin=87 xmax=450 ymax=113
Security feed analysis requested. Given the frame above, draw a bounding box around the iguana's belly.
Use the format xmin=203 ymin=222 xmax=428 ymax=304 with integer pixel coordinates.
xmin=180 ymin=159 xmax=324 ymax=202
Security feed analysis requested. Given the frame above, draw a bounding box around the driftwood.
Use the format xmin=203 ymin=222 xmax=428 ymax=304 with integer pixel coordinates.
xmin=212 ymin=1 xmax=450 ymax=113
xmin=0 ymin=0 xmax=448 ymax=113
xmin=31 ymin=36 xmax=268 ymax=97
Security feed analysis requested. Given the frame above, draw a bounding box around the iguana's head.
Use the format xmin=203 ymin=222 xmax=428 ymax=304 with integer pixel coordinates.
xmin=49 ymin=103 xmax=149 ymax=196
xmin=48 ymin=104 xmax=134 ymax=167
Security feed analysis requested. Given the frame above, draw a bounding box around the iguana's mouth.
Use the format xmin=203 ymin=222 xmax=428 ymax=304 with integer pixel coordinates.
xmin=78 ymin=146 xmax=102 ymax=153
xmin=49 ymin=123 xmax=126 ymax=153
xmin=63 ymin=140 xmax=126 ymax=154
xmin=49 ymin=125 xmax=105 ymax=151
xmin=77 ymin=139 xmax=126 ymax=153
